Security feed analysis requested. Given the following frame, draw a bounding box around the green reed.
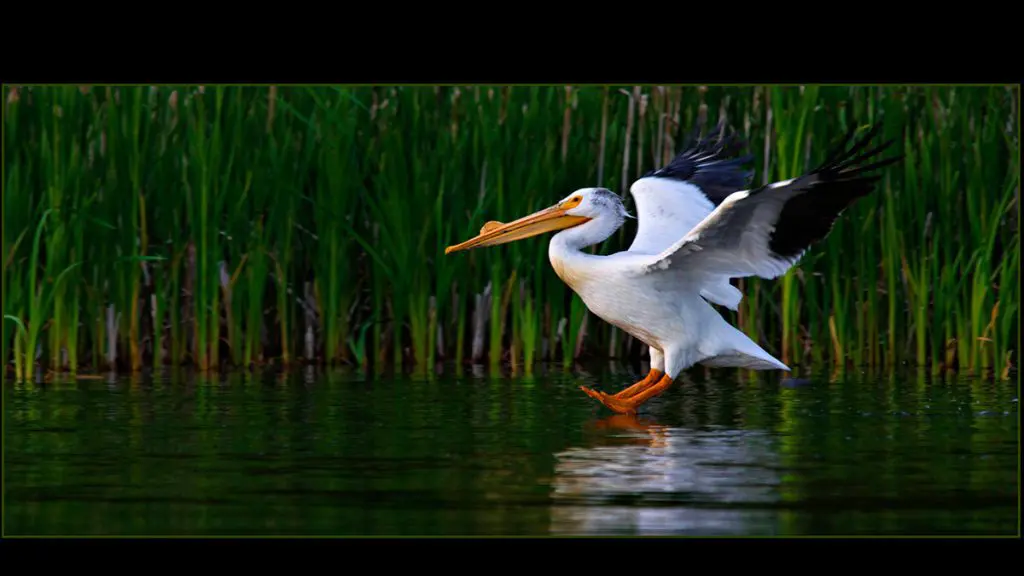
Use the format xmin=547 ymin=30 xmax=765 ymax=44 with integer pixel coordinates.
xmin=2 ymin=84 xmax=1018 ymax=380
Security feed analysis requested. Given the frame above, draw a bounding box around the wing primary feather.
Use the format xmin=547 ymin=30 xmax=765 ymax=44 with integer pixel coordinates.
xmin=818 ymin=121 xmax=892 ymax=174
xmin=760 ymin=120 xmax=904 ymax=259
xmin=640 ymin=118 xmax=904 ymax=280
xmin=818 ymin=121 xmax=871 ymax=170
xmin=626 ymin=120 xmax=756 ymax=255
xmin=641 ymin=120 xmax=755 ymax=206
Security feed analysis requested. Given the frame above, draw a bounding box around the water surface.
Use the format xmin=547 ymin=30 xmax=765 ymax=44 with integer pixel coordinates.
xmin=4 ymin=365 xmax=1018 ymax=536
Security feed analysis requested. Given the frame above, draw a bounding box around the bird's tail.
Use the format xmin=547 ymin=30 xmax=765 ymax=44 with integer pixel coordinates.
xmin=699 ymin=315 xmax=790 ymax=371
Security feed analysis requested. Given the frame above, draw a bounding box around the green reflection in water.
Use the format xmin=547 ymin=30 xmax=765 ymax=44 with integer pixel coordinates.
xmin=3 ymin=365 xmax=1018 ymax=536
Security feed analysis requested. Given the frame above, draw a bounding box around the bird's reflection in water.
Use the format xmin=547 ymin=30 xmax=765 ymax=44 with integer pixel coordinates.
xmin=549 ymin=414 xmax=783 ymax=536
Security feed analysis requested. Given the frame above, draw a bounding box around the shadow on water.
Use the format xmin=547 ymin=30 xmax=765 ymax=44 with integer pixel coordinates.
xmin=3 ymin=363 xmax=1019 ymax=536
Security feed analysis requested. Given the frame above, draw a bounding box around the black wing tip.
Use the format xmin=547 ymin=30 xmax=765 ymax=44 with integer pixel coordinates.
xmin=685 ymin=118 xmax=750 ymax=159
xmin=765 ymin=120 xmax=904 ymax=260
xmin=816 ymin=119 xmax=905 ymax=179
xmin=644 ymin=120 xmax=753 ymax=182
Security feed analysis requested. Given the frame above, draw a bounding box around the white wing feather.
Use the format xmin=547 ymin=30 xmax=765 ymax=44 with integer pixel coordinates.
xmin=625 ymin=122 xmax=755 ymax=310
xmin=636 ymin=122 xmax=901 ymax=283
xmin=627 ymin=177 xmax=716 ymax=254
xmin=639 ymin=187 xmax=806 ymax=281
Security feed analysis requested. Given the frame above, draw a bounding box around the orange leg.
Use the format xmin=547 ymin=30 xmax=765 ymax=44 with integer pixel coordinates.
xmin=611 ymin=368 xmax=664 ymax=399
xmin=580 ymin=373 xmax=675 ymax=415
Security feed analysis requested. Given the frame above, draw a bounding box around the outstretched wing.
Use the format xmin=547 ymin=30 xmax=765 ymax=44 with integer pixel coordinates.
xmin=626 ymin=120 xmax=755 ymax=310
xmin=638 ymin=121 xmax=902 ymax=283
xmin=627 ymin=119 xmax=755 ymax=255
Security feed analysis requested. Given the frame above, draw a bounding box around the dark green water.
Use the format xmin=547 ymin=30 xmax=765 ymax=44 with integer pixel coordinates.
xmin=4 ymin=365 xmax=1019 ymax=536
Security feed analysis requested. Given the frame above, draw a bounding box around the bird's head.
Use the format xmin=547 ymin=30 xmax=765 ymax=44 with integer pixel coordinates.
xmin=445 ymin=187 xmax=627 ymax=254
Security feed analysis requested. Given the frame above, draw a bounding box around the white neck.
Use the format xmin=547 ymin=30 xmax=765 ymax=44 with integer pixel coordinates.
xmin=547 ymin=211 xmax=623 ymax=291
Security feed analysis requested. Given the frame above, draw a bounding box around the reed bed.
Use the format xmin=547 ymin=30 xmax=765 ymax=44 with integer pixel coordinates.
xmin=2 ymin=85 xmax=1019 ymax=381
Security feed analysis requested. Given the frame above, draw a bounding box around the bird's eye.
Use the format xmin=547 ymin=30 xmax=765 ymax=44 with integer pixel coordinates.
xmin=563 ymin=196 xmax=583 ymax=208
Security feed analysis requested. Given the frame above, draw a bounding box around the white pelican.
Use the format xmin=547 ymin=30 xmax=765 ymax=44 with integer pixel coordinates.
xmin=446 ymin=120 xmax=902 ymax=414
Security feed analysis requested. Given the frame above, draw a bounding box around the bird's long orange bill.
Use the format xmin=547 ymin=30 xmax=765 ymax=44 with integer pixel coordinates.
xmin=445 ymin=204 xmax=590 ymax=254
